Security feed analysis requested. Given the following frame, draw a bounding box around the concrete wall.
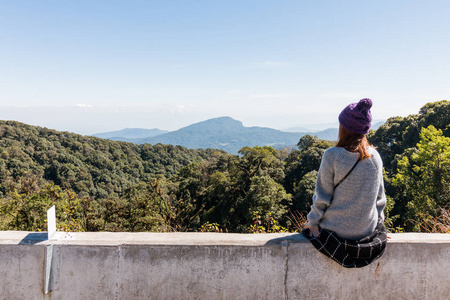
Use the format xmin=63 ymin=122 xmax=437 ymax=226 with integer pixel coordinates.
xmin=1 ymin=231 xmax=449 ymax=300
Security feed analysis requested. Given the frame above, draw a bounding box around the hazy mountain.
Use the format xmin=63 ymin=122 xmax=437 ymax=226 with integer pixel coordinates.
xmin=313 ymin=128 xmax=339 ymax=141
xmin=128 ymin=116 xmax=338 ymax=154
xmin=283 ymin=126 xmax=316 ymax=133
xmin=284 ymin=122 xmax=340 ymax=132
xmin=371 ymin=120 xmax=386 ymax=130
xmin=92 ymin=128 xmax=168 ymax=140
xmin=285 ymin=119 xmax=386 ymax=133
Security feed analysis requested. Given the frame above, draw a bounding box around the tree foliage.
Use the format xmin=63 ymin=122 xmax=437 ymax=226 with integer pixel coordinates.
xmin=393 ymin=126 xmax=450 ymax=230
xmin=368 ymin=100 xmax=450 ymax=231
xmin=284 ymin=135 xmax=334 ymax=213
xmin=0 ymin=100 xmax=449 ymax=233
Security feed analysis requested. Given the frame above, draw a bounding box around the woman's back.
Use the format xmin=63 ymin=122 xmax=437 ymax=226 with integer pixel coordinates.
xmin=303 ymin=98 xmax=387 ymax=267
xmin=313 ymin=146 xmax=386 ymax=239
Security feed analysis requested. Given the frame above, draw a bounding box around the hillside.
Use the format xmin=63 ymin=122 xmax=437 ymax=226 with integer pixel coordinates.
xmin=0 ymin=121 xmax=219 ymax=199
xmin=284 ymin=119 xmax=385 ymax=133
xmin=92 ymin=128 xmax=168 ymax=140
xmin=0 ymin=100 xmax=448 ymax=233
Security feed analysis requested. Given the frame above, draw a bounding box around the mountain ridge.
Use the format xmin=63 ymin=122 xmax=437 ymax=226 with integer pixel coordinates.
xmin=92 ymin=128 xmax=168 ymax=140
xmin=92 ymin=116 xmax=339 ymax=154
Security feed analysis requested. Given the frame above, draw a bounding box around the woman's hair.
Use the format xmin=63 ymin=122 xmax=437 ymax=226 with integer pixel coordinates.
xmin=336 ymin=125 xmax=372 ymax=160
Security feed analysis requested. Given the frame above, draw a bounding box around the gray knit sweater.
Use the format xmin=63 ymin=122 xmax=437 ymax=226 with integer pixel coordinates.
xmin=307 ymin=146 xmax=386 ymax=240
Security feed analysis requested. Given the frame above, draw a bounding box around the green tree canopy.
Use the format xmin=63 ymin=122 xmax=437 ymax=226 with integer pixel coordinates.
xmin=393 ymin=125 xmax=450 ymax=230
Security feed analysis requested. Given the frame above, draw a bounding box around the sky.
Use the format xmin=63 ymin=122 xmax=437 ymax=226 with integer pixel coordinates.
xmin=0 ymin=0 xmax=449 ymax=134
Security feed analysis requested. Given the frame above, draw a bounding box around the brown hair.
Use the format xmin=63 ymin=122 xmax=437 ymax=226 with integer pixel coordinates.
xmin=336 ymin=125 xmax=372 ymax=160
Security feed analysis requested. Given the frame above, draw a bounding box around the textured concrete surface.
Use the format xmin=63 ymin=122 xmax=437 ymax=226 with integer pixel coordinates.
xmin=0 ymin=244 xmax=44 ymax=300
xmin=286 ymin=242 xmax=450 ymax=300
xmin=0 ymin=231 xmax=449 ymax=299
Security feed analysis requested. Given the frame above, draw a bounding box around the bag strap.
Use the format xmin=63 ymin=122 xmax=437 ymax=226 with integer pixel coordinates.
xmin=334 ymin=158 xmax=360 ymax=189
xmin=324 ymin=157 xmax=360 ymax=212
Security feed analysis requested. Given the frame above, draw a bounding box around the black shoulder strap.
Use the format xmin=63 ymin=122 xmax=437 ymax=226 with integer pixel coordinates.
xmin=334 ymin=158 xmax=360 ymax=189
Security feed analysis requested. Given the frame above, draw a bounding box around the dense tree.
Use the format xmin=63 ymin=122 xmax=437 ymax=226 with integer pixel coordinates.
xmin=0 ymin=181 xmax=86 ymax=231
xmin=284 ymin=135 xmax=334 ymax=213
xmin=369 ymin=100 xmax=450 ymax=174
xmin=0 ymin=121 xmax=220 ymax=198
xmin=393 ymin=126 xmax=450 ymax=230
xmin=168 ymin=147 xmax=291 ymax=232
xmin=368 ymin=101 xmax=450 ymax=231
xmin=291 ymin=170 xmax=317 ymax=213
xmin=368 ymin=115 xmax=419 ymax=173
xmin=0 ymin=100 xmax=448 ymax=233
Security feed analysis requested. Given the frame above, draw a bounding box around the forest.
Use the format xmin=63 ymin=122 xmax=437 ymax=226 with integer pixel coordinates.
xmin=0 ymin=100 xmax=449 ymax=233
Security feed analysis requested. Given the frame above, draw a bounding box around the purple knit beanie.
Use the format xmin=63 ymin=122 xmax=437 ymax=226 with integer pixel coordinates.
xmin=338 ymin=98 xmax=373 ymax=134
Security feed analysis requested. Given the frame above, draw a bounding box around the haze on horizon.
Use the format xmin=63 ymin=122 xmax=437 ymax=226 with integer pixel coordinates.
xmin=0 ymin=1 xmax=448 ymax=135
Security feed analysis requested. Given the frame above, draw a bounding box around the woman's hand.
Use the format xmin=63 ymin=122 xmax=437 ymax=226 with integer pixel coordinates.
xmin=304 ymin=224 xmax=320 ymax=238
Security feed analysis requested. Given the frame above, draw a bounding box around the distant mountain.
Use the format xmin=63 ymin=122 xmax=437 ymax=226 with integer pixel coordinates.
xmin=371 ymin=120 xmax=386 ymax=130
xmin=125 ymin=116 xmax=338 ymax=154
xmin=313 ymin=128 xmax=339 ymax=141
xmin=283 ymin=126 xmax=317 ymax=133
xmin=285 ymin=119 xmax=386 ymax=133
xmin=92 ymin=128 xmax=168 ymax=140
xmin=285 ymin=122 xmax=340 ymax=132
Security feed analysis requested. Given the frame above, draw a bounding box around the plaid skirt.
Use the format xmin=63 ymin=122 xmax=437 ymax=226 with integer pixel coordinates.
xmin=302 ymin=222 xmax=387 ymax=268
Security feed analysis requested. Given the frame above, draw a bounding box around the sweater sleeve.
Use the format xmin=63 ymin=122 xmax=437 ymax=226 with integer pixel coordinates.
xmin=376 ymin=172 xmax=387 ymax=222
xmin=373 ymin=150 xmax=387 ymax=222
xmin=307 ymin=150 xmax=335 ymax=226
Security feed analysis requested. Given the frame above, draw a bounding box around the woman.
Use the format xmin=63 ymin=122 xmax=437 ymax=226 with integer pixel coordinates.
xmin=303 ymin=98 xmax=387 ymax=268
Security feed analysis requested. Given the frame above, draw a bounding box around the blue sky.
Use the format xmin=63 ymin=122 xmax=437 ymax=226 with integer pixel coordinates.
xmin=0 ymin=1 xmax=449 ymax=134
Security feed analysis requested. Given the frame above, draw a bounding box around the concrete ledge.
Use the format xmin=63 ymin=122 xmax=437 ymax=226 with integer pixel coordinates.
xmin=1 ymin=231 xmax=450 ymax=299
